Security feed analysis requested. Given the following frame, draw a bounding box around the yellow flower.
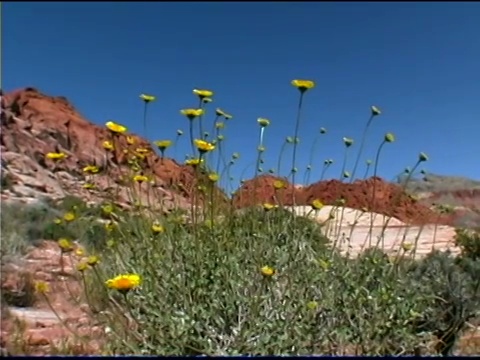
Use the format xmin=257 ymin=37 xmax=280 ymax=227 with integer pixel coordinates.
xmin=215 ymin=108 xmax=233 ymax=119
xmin=46 ymin=152 xmax=66 ymax=161
xmin=63 ymin=212 xmax=76 ymax=222
xmin=75 ymin=247 xmax=85 ymax=257
xmin=53 ymin=218 xmax=62 ymax=225
xmin=291 ymin=79 xmax=315 ymax=92
xmin=58 ymin=238 xmax=74 ymax=253
xmin=102 ymin=141 xmax=114 ymax=151
xmin=317 ymin=259 xmax=330 ymax=270
xmin=307 ymin=301 xmax=319 ymax=310
xmin=185 ymin=158 xmax=203 ymax=166
xmin=106 ymin=239 xmax=115 ymax=248
xmin=140 ymin=94 xmax=156 ymax=102
xmin=215 ymin=122 xmax=225 ymax=129
xmin=257 ymin=118 xmax=270 ymax=127
xmin=208 ymin=173 xmax=220 ymax=182
xmin=151 ymin=223 xmax=165 ymax=234
xmin=102 ymin=204 xmax=114 ymax=215
xmin=105 ymin=121 xmax=127 ymax=134
xmin=401 ymin=242 xmax=413 ymax=252
xmin=371 ymin=106 xmax=381 ymax=116
xmin=263 ymin=203 xmax=278 ymax=211
xmin=135 ymin=147 xmax=150 ymax=155
xmin=273 ymin=180 xmax=285 ymax=190
xmin=311 ymin=199 xmax=324 ymax=210
xmin=260 ymin=265 xmax=275 ymax=277
xmin=419 ymin=152 xmax=429 ymax=162
xmin=76 ymin=262 xmax=88 ymax=272
xmin=193 ymin=88 xmax=214 ymax=99
xmin=154 ymin=140 xmax=173 ymax=151
xmin=126 ymin=136 xmax=135 ymax=145
xmin=105 ymin=274 xmax=141 ymax=293
xmin=202 ymin=97 xmax=213 ymax=104
xmin=83 ymin=183 xmax=95 ymax=190
xmin=180 ymin=108 xmax=204 ymax=120
xmin=105 ymin=220 xmax=116 ymax=232
xmin=194 ymin=139 xmax=215 ymax=153
xmin=83 ymin=165 xmax=99 ymax=174
xmin=133 ymin=174 xmax=149 ymax=183
xmin=86 ymin=255 xmax=99 ymax=266
xmin=35 ymin=281 xmax=50 ymax=294
xmin=343 ymin=137 xmax=354 ymax=147
xmin=384 ymin=133 xmax=395 ymax=143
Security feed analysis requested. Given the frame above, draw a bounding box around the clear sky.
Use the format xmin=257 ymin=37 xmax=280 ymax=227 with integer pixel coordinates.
xmin=3 ymin=2 xmax=480 ymax=192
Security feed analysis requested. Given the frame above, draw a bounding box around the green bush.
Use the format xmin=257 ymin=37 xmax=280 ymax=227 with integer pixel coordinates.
xmin=455 ymin=229 xmax=480 ymax=261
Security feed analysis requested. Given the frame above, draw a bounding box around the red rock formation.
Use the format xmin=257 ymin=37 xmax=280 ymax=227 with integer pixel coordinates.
xmin=233 ymin=175 xmax=453 ymax=225
xmin=1 ymin=87 xmax=227 ymax=210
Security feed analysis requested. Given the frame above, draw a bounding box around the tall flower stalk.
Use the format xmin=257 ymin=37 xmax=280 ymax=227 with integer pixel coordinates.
xmin=139 ymin=94 xmax=156 ymax=139
xmin=290 ymin=79 xmax=315 ymax=206
xmin=349 ymin=106 xmax=381 ymax=183
xmin=304 ymin=127 xmax=327 ymax=185
xmin=193 ymin=88 xmax=213 ymax=140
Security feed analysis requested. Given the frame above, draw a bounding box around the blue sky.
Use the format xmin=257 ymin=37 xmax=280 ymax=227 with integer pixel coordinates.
xmin=3 ymin=2 xmax=480 ymax=191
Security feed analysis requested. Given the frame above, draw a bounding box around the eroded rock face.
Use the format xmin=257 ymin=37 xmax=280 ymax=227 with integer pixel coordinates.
xmin=0 ymin=87 xmax=222 ymax=210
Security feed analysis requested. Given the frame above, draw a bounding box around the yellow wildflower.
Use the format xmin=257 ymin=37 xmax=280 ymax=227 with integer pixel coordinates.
xmin=154 ymin=140 xmax=173 ymax=151
xmin=83 ymin=165 xmax=99 ymax=174
xmin=86 ymin=255 xmax=99 ymax=267
xmin=260 ymin=265 xmax=275 ymax=277
xmin=102 ymin=204 xmax=114 ymax=215
xmin=35 ymin=281 xmax=50 ymax=294
xmin=83 ymin=183 xmax=95 ymax=190
xmin=208 ymin=173 xmax=220 ymax=182
xmin=215 ymin=108 xmax=233 ymax=120
xmin=194 ymin=139 xmax=215 ymax=153
xmin=135 ymin=147 xmax=150 ymax=155
xmin=401 ymin=242 xmax=413 ymax=252
xmin=185 ymin=158 xmax=203 ymax=166
xmin=102 ymin=141 xmax=114 ymax=151
xmin=151 ymin=223 xmax=164 ymax=234
xmin=105 ymin=274 xmax=141 ymax=293
xmin=307 ymin=301 xmax=319 ymax=310
xmin=263 ymin=203 xmax=277 ymax=211
xmin=105 ymin=221 xmax=116 ymax=232
xmin=46 ymin=152 xmax=66 ymax=161
xmin=105 ymin=121 xmax=127 ymax=134
xmin=126 ymin=136 xmax=135 ymax=145
xmin=133 ymin=174 xmax=149 ymax=183
xmin=343 ymin=137 xmax=354 ymax=147
xmin=273 ymin=180 xmax=285 ymax=190
xmin=257 ymin=118 xmax=270 ymax=127
xmin=193 ymin=88 xmax=214 ymax=99
xmin=291 ymin=79 xmax=315 ymax=92
xmin=384 ymin=133 xmax=395 ymax=143
xmin=63 ymin=212 xmax=76 ymax=222
xmin=140 ymin=94 xmax=156 ymax=102
xmin=53 ymin=218 xmax=62 ymax=225
xmin=75 ymin=247 xmax=85 ymax=257
xmin=58 ymin=238 xmax=74 ymax=253
xmin=180 ymin=108 xmax=204 ymax=120
xmin=311 ymin=199 xmax=324 ymax=210
xmin=215 ymin=122 xmax=225 ymax=129
xmin=371 ymin=105 xmax=381 ymax=116
xmin=76 ymin=262 xmax=88 ymax=272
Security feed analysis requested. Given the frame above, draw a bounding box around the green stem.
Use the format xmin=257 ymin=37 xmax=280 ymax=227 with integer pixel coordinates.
xmin=291 ymin=92 xmax=305 ymax=205
xmin=350 ymin=115 xmax=374 ymax=183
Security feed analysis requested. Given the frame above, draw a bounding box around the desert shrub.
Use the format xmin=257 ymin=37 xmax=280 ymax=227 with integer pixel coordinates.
xmin=455 ymin=229 xmax=480 ymax=261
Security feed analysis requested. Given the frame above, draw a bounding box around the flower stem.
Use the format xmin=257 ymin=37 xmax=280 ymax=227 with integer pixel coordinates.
xmin=291 ymin=92 xmax=305 ymax=206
